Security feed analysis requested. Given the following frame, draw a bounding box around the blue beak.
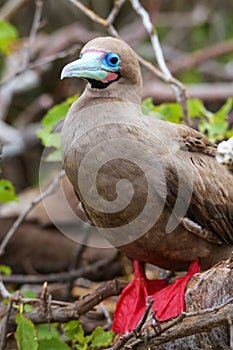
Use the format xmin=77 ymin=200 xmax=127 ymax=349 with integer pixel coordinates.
xmin=61 ymin=51 xmax=109 ymax=81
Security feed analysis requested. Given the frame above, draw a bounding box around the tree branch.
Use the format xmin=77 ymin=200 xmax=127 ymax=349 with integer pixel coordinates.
xmin=23 ymin=0 xmax=44 ymax=69
xmin=0 ymin=254 xmax=118 ymax=284
xmin=129 ymin=0 xmax=190 ymax=125
xmin=109 ymin=299 xmax=233 ymax=349
xmin=6 ymin=279 xmax=127 ymax=326
xmin=169 ymin=38 xmax=233 ymax=74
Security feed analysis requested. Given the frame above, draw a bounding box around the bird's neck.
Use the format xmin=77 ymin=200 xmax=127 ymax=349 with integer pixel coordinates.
xmin=80 ymin=81 xmax=142 ymax=107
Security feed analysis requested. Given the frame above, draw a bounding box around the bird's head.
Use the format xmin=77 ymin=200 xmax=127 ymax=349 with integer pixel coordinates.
xmin=61 ymin=37 xmax=142 ymax=99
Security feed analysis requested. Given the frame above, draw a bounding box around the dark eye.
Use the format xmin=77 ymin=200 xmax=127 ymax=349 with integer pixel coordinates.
xmin=105 ymin=53 xmax=120 ymax=67
xmin=110 ymin=56 xmax=118 ymax=64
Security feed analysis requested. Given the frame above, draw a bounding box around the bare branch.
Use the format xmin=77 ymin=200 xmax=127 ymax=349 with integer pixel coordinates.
xmin=142 ymin=81 xmax=233 ymax=102
xmin=0 ymin=0 xmax=28 ymax=21
xmin=0 ymin=254 xmax=119 ymax=284
xmin=129 ymin=0 xmax=190 ymax=125
xmin=169 ymin=38 xmax=233 ymax=74
xmin=0 ymin=302 xmax=13 ymax=350
xmin=68 ymin=0 xmax=107 ymax=27
xmin=0 ymin=279 xmax=12 ymax=299
xmin=6 ymin=279 xmax=127 ymax=326
xmin=23 ymin=0 xmax=44 ymax=69
xmin=0 ymin=170 xmax=65 ymax=257
xmin=106 ymin=0 xmax=127 ymax=25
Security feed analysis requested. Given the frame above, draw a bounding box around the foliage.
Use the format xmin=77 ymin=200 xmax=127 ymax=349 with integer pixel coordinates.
xmin=15 ymin=316 xmax=114 ymax=350
xmin=0 ymin=21 xmax=18 ymax=55
xmin=0 ymin=179 xmax=18 ymax=203
xmin=63 ymin=320 xmax=114 ymax=350
xmin=0 ymin=264 xmax=12 ymax=275
xmin=37 ymin=95 xmax=77 ymax=162
xmin=38 ymin=97 xmax=232 ymax=163
xmin=15 ymin=314 xmax=38 ymax=350
xmin=142 ymin=97 xmax=233 ymax=142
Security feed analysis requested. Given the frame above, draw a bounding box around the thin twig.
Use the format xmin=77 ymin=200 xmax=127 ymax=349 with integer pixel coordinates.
xmin=99 ymin=303 xmax=113 ymax=330
xmin=106 ymin=0 xmax=126 ymax=25
xmin=64 ymin=232 xmax=89 ymax=299
xmin=0 ymin=278 xmax=12 ymax=299
xmin=184 ymin=296 xmax=233 ymax=317
xmin=23 ymin=0 xmax=44 ymax=69
xmin=129 ymin=0 xmax=190 ymax=125
xmin=68 ymin=0 xmax=107 ymax=26
xmin=135 ymin=299 xmax=154 ymax=335
xmin=29 ymin=44 xmax=80 ymax=69
xmin=1 ymin=254 xmax=119 ymax=284
xmin=169 ymin=38 xmax=233 ymax=74
xmin=109 ymin=300 xmax=154 ymax=350
xmin=0 ymin=0 xmax=28 ymax=21
xmin=0 ymin=170 xmax=65 ymax=257
xmin=0 ymin=44 xmax=80 ymax=88
xmin=7 ymin=279 xmax=127 ymax=326
xmin=0 ymin=302 xmax=13 ymax=350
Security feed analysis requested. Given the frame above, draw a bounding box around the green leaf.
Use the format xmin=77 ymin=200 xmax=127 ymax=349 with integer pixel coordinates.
xmin=187 ymin=98 xmax=213 ymax=119
xmin=0 ymin=179 xmax=18 ymax=203
xmin=91 ymin=327 xmax=114 ymax=349
xmin=22 ymin=290 xmax=37 ymax=298
xmin=67 ymin=322 xmax=88 ymax=346
xmin=37 ymin=95 xmax=77 ymax=147
xmin=21 ymin=290 xmax=37 ymax=312
xmin=24 ymin=304 xmax=34 ymax=312
xmin=156 ymin=103 xmax=182 ymax=123
xmin=36 ymin=324 xmax=60 ymax=340
xmin=64 ymin=321 xmax=92 ymax=349
xmin=0 ymin=21 xmax=18 ymax=54
xmin=226 ymin=129 xmax=233 ymax=138
xmin=142 ymin=99 xmax=182 ymax=123
xmin=0 ymin=265 xmax=12 ymax=275
xmin=64 ymin=320 xmax=82 ymax=341
xmin=214 ymin=98 xmax=233 ymax=122
xmin=37 ymin=95 xmax=77 ymax=162
xmin=15 ymin=314 xmax=38 ymax=350
xmin=45 ymin=149 xmax=62 ymax=162
xmin=44 ymin=132 xmax=61 ymax=149
xmin=75 ymin=343 xmax=89 ymax=350
xmin=38 ymin=338 xmax=70 ymax=350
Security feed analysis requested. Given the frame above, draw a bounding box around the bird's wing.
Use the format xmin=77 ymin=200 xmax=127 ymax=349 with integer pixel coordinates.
xmin=167 ymin=124 xmax=233 ymax=246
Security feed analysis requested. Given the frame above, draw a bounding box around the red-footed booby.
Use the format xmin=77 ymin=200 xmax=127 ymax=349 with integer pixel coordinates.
xmin=61 ymin=37 xmax=233 ymax=334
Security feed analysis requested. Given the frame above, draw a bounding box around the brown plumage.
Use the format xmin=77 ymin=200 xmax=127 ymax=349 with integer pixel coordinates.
xmin=61 ymin=37 xmax=233 ymax=272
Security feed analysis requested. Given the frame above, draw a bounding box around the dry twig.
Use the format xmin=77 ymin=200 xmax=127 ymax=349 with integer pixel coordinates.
xmin=0 ymin=302 xmax=13 ymax=350
xmin=0 ymin=0 xmax=28 ymax=21
xmin=129 ymin=0 xmax=189 ymax=125
xmin=109 ymin=300 xmax=154 ymax=350
xmin=169 ymin=38 xmax=233 ymax=74
xmin=1 ymin=254 xmax=118 ymax=284
xmin=6 ymin=279 xmax=127 ymax=326
xmin=23 ymin=0 xmax=44 ymax=69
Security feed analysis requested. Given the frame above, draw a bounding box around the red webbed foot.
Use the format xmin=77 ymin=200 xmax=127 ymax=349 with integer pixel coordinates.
xmin=112 ymin=260 xmax=200 ymax=334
